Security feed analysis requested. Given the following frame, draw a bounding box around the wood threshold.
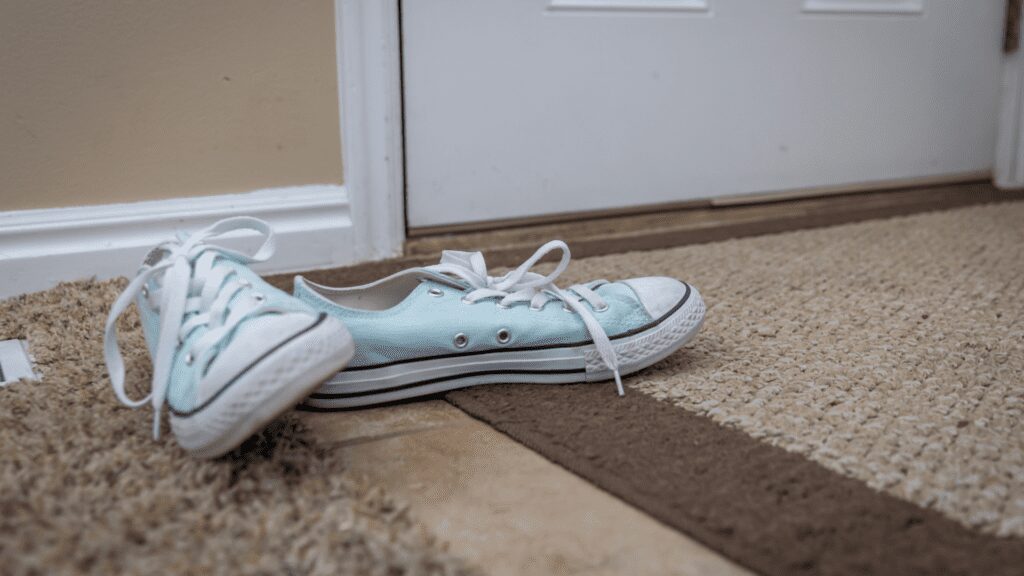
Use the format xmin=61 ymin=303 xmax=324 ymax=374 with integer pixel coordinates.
xmin=407 ymin=197 xmax=713 ymax=237
xmin=407 ymin=172 xmax=991 ymax=237
xmin=269 ymin=181 xmax=1024 ymax=290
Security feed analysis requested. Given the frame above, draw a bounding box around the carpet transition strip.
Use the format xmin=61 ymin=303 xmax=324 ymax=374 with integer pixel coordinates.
xmin=446 ymin=383 xmax=1024 ymax=576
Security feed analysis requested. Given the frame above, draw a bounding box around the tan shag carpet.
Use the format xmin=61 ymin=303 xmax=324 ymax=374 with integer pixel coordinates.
xmin=0 ymin=280 xmax=478 ymax=576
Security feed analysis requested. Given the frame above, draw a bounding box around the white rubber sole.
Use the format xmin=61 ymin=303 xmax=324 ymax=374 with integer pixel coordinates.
xmin=304 ymin=285 xmax=706 ymax=410
xmin=171 ymin=314 xmax=354 ymax=458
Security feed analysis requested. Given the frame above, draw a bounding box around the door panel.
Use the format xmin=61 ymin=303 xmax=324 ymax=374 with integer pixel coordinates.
xmin=402 ymin=0 xmax=1005 ymax=228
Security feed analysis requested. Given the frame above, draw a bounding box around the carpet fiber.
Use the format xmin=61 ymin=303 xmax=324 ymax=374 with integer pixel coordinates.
xmin=448 ymin=201 xmax=1024 ymax=575
xmin=0 ymin=280 xmax=478 ymax=575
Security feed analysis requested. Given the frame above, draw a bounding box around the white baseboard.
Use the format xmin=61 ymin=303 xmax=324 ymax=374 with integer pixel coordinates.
xmin=0 ymin=185 xmax=356 ymax=299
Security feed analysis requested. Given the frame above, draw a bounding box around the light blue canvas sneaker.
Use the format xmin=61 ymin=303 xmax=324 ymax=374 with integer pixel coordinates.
xmin=104 ymin=217 xmax=354 ymax=458
xmin=294 ymin=240 xmax=705 ymax=409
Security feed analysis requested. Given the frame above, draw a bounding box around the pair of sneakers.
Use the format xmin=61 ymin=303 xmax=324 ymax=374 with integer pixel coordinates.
xmin=104 ymin=217 xmax=706 ymax=458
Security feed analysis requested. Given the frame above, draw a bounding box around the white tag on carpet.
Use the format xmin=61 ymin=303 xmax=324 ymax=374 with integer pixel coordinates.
xmin=0 ymin=339 xmax=37 ymax=386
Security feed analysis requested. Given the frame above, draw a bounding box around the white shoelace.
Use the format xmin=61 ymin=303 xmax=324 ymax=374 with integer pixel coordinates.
xmin=428 ymin=240 xmax=625 ymax=396
xmin=103 ymin=217 xmax=284 ymax=439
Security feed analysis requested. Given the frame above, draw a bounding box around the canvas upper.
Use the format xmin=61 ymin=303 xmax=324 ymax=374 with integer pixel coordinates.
xmin=297 ymin=273 xmax=694 ymax=367
xmin=104 ymin=217 xmax=328 ymax=438
xmin=292 ymin=240 xmax=691 ymax=394
xmin=137 ymin=257 xmax=319 ymax=414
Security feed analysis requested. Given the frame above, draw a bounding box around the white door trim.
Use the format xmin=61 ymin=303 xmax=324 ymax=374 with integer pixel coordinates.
xmin=0 ymin=0 xmax=406 ymax=299
xmin=336 ymin=0 xmax=406 ymax=261
xmin=996 ymin=6 xmax=1024 ymax=189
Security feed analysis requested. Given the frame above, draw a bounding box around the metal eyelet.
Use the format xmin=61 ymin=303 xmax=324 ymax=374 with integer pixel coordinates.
xmin=428 ymin=287 xmax=444 ymax=297
xmin=562 ymin=304 xmax=573 ymax=312
xmin=594 ymin=304 xmax=609 ymax=313
xmin=141 ymin=285 xmax=150 ymax=298
xmin=496 ymin=328 xmax=511 ymax=344
xmin=453 ymin=333 xmax=469 ymax=348
xmin=184 ymin=352 xmax=194 ymax=365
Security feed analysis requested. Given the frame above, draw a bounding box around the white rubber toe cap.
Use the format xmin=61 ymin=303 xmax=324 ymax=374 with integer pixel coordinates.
xmin=621 ymin=276 xmax=688 ymax=320
xmin=195 ymin=312 xmax=325 ymax=408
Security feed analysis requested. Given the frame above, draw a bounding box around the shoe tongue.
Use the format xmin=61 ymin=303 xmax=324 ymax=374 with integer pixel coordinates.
xmin=438 ymin=250 xmax=485 ymax=272
xmin=413 ymin=268 xmax=470 ymax=289
xmin=141 ymin=246 xmax=170 ymax=268
xmin=593 ymin=281 xmax=640 ymax=305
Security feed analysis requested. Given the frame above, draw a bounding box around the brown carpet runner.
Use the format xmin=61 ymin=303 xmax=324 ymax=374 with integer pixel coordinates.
xmin=447 ymin=383 xmax=1024 ymax=576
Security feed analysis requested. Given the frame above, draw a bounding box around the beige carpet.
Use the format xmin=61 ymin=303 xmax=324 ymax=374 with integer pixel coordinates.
xmin=4 ymin=199 xmax=1022 ymax=574
xmin=442 ymin=200 xmax=1024 ymax=575
xmin=554 ymin=201 xmax=1024 ymax=537
xmin=0 ymin=280 xmax=478 ymax=575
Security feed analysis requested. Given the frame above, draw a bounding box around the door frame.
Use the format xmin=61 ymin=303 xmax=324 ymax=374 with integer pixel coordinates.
xmin=335 ymin=0 xmax=406 ymax=261
xmin=996 ymin=0 xmax=1024 ymax=189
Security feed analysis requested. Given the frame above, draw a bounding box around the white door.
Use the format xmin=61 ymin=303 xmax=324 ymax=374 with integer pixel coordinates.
xmin=401 ymin=0 xmax=1006 ymax=229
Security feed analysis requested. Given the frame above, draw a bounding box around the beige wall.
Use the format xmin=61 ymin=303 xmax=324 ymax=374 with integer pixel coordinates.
xmin=0 ymin=0 xmax=343 ymax=212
